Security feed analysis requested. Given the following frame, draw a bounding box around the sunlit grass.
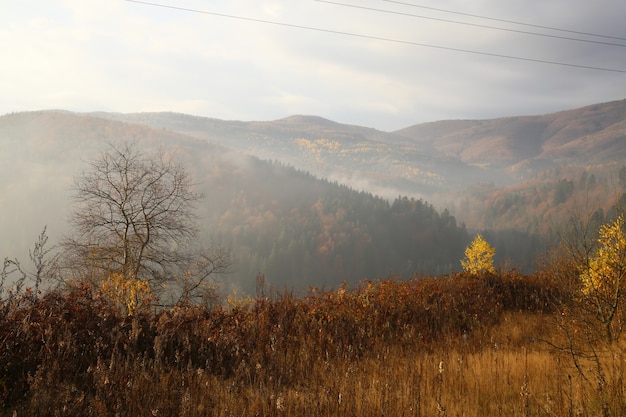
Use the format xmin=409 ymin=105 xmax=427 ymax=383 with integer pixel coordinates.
xmin=1 ymin=272 xmax=625 ymax=416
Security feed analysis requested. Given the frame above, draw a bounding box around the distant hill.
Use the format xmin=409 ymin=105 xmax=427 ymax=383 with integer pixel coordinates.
xmin=3 ymin=99 xmax=626 ymax=289
xmin=394 ymin=99 xmax=626 ymax=174
xmin=94 ymin=99 xmax=626 ymax=198
xmin=0 ymin=111 xmax=471 ymax=293
xmin=91 ymin=111 xmax=491 ymax=197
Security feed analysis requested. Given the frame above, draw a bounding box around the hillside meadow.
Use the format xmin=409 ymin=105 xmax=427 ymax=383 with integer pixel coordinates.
xmin=2 ymin=270 xmax=624 ymax=417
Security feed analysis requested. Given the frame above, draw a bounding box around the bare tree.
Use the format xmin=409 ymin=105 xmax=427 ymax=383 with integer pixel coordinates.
xmin=63 ymin=140 xmax=229 ymax=305
xmin=2 ymin=226 xmax=59 ymax=299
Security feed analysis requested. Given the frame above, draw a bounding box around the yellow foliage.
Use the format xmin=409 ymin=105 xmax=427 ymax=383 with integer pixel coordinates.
xmin=100 ymin=272 xmax=152 ymax=315
xmin=226 ymin=289 xmax=255 ymax=309
xmin=294 ymin=138 xmax=341 ymax=162
xmin=461 ymin=234 xmax=495 ymax=274
xmin=580 ymin=214 xmax=626 ymax=296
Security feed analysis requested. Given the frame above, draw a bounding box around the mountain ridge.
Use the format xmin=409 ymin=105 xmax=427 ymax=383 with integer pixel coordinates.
xmin=0 ymin=111 xmax=471 ymax=290
xmin=3 ymin=99 xmax=626 ymax=288
xmin=8 ymin=98 xmax=626 ymax=194
xmin=393 ymin=99 xmax=626 ymax=171
xmin=85 ymin=98 xmax=626 ymax=196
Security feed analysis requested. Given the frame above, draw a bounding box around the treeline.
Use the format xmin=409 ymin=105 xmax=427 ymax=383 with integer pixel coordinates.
xmin=198 ymin=158 xmax=470 ymax=292
xmin=445 ymin=163 xmax=626 ymax=236
xmin=194 ymin=155 xmax=564 ymax=291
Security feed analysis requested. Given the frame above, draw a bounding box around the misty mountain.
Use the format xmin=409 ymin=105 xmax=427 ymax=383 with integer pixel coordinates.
xmin=93 ymin=99 xmax=626 ymax=197
xmin=0 ymin=111 xmax=207 ymax=259
xmin=394 ymin=99 xmax=626 ymax=175
xmin=0 ymin=111 xmax=470 ymax=294
xmin=91 ymin=111 xmax=491 ymax=198
xmin=95 ymin=99 xmax=626 ymax=240
xmin=2 ymin=98 xmax=626 ymax=292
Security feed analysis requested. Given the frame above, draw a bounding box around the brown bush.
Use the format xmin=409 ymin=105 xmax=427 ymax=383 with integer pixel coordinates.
xmin=0 ymin=271 xmax=618 ymax=416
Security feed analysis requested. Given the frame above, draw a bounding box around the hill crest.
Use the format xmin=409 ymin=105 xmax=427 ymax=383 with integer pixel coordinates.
xmin=393 ymin=99 xmax=626 ymax=171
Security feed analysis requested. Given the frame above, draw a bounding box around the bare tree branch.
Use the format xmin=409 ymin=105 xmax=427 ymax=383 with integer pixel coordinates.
xmin=62 ymin=140 xmax=228 ymax=305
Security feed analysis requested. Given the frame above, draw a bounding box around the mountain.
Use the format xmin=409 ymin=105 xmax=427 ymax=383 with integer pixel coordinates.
xmin=91 ymin=111 xmax=489 ymax=198
xmin=394 ymin=99 xmax=626 ymax=174
xmin=93 ymin=99 xmax=626 ymax=198
xmin=2 ymin=98 xmax=626 ymax=291
xmin=0 ymin=111 xmax=470 ymax=294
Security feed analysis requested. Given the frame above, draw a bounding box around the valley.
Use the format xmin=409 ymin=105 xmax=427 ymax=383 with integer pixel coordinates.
xmin=2 ymin=99 xmax=626 ymax=292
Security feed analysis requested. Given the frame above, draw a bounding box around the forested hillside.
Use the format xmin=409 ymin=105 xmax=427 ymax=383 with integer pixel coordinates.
xmin=92 ymin=111 xmax=493 ymax=198
xmin=96 ymin=99 xmax=626 ymax=200
xmin=0 ymin=111 xmax=470 ymax=294
xmin=444 ymin=163 xmax=626 ymax=236
xmin=202 ymin=159 xmax=469 ymax=291
xmin=394 ymin=99 xmax=626 ymax=172
xmin=3 ymin=99 xmax=626 ymax=292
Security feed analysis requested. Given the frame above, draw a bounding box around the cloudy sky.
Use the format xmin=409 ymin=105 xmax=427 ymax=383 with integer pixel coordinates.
xmin=2 ymin=0 xmax=626 ymax=130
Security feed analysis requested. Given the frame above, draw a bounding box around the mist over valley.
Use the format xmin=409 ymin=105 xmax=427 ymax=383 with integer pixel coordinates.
xmin=3 ymin=99 xmax=626 ymax=294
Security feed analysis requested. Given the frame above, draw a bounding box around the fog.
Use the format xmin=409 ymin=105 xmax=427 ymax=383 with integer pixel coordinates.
xmin=3 ymin=102 xmax=625 ymax=292
xmin=1 ymin=151 xmax=74 ymax=262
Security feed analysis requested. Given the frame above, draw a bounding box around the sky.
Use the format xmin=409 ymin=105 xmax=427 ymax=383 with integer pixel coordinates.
xmin=2 ymin=0 xmax=626 ymax=131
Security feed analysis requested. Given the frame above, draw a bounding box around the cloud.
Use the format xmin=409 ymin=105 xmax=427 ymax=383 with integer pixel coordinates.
xmin=1 ymin=0 xmax=625 ymax=129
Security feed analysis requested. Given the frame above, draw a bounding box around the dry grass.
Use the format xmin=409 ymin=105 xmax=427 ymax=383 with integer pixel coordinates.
xmin=1 ymin=272 xmax=624 ymax=416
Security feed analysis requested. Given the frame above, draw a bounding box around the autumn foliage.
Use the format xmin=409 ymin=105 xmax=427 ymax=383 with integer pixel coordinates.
xmin=461 ymin=233 xmax=496 ymax=274
xmin=6 ymin=212 xmax=626 ymax=415
xmin=580 ymin=214 xmax=626 ymax=296
xmin=0 ymin=270 xmax=583 ymax=416
xmin=5 ymin=208 xmax=626 ymax=416
xmin=99 ymin=273 xmax=152 ymax=315
xmin=576 ymin=214 xmax=626 ymax=342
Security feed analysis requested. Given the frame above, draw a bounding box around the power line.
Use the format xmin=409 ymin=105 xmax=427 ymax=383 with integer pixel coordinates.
xmin=124 ymin=0 xmax=626 ymax=74
xmin=382 ymin=0 xmax=626 ymax=42
xmin=315 ymin=0 xmax=626 ymax=48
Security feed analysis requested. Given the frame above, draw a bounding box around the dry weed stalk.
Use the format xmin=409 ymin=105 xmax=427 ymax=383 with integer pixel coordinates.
xmin=1 ymin=271 xmax=625 ymax=416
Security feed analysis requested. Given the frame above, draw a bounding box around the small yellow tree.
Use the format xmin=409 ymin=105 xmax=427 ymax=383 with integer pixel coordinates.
xmin=579 ymin=214 xmax=626 ymax=342
xmin=461 ymin=234 xmax=495 ymax=274
xmin=100 ymin=272 xmax=152 ymax=315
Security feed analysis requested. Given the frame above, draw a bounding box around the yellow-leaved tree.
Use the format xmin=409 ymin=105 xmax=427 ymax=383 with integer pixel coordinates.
xmin=579 ymin=214 xmax=626 ymax=342
xmin=461 ymin=234 xmax=495 ymax=274
xmin=100 ymin=272 xmax=152 ymax=316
